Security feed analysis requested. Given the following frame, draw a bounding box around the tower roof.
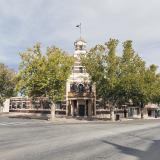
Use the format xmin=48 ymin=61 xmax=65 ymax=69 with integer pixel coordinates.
xmin=75 ymin=37 xmax=87 ymax=43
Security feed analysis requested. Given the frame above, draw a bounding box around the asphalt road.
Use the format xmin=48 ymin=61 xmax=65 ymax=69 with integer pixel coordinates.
xmin=0 ymin=117 xmax=160 ymax=160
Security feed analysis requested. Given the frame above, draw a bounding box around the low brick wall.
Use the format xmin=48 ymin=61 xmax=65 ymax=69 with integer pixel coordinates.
xmin=9 ymin=109 xmax=66 ymax=115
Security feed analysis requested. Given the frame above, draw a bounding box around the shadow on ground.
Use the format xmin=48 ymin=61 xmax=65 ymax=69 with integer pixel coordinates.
xmin=8 ymin=113 xmax=49 ymax=120
xmin=66 ymin=116 xmax=111 ymax=121
xmin=102 ymin=139 xmax=160 ymax=160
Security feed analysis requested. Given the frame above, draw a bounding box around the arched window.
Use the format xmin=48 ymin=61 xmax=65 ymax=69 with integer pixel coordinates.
xmin=79 ymin=45 xmax=83 ymax=50
xmin=89 ymin=85 xmax=92 ymax=92
xmin=70 ymin=83 xmax=78 ymax=92
xmin=78 ymin=84 xmax=84 ymax=93
xmin=79 ymin=67 xmax=83 ymax=73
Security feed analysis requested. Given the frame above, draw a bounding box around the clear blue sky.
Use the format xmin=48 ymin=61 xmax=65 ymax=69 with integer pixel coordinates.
xmin=0 ymin=0 xmax=160 ymax=70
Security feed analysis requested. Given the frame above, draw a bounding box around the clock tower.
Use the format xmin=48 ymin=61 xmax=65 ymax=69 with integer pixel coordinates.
xmin=66 ymin=38 xmax=96 ymax=117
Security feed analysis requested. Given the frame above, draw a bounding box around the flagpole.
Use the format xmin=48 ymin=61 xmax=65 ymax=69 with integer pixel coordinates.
xmin=80 ymin=23 xmax=81 ymax=38
xmin=76 ymin=23 xmax=82 ymax=39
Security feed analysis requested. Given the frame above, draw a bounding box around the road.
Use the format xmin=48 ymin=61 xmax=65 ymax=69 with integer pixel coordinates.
xmin=0 ymin=116 xmax=160 ymax=160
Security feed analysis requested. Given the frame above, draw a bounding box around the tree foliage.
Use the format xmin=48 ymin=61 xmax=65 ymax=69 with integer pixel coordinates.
xmin=0 ymin=63 xmax=17 ymax=105
xmin=81 ymin=38 xmax=160 ymax=119
xmin=17 ymin=43 xmax=74 ymax=102
xmin=82 ymin=39 xmax=120 ymax=105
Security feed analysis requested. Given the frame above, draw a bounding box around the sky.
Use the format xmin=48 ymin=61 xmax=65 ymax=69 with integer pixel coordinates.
xmin=0 ymin=0 xmax=160 ymax=70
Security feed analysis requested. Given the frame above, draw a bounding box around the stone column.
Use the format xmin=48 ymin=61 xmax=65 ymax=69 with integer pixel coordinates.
xmin=77 ymin=100 xmax=79 ymax=116
xmin=88 ymin=100 xmax=92 ymax=117
xmin=71 ymin=100 xmax=74 ymax=116
xmin=84 ymin=100 xmax=87 ymax=116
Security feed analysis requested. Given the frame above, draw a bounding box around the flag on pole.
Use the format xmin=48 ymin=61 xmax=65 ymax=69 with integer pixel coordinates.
xmin=76 ymin=23 xmax=81 ymax=28
xmin=76 ymin=23 xmax=82 ymax=38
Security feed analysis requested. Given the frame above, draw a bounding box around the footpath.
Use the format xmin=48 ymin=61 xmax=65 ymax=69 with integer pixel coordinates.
xmin=0 ymin=112 xmax=160 ymax=124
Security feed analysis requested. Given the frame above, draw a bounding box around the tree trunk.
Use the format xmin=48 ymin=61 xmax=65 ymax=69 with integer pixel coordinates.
xmin=140 ymin=102 xmax=144 ymax=119
xmin=50 ymin=102 xmax=56 ymax=121
xmin=110 ymin=106 xmax=115 ymax=121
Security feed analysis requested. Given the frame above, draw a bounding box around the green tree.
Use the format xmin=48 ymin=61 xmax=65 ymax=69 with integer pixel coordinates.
xmin=119 ymin=41 xmax=145 ymax=103
xmin=82 ymin=39 xmax=120 ymax=120
xmin=152 ymin=72 xmax=160 ymax=105
xmin=117 ymin=40 xmax=160 ymax=118
xmin=82 ymin=38 xmax=160 ymax=120
xmin=119 ymin=40 xmax=137 ymax=103
xmin=135 ymin=64 xmax=160 ymax=118
xmin=0 ymin=63 xmax=17 ymax=106
xmin=119 ymin=40 xmax=147 ymax=118
xmin=103 ymin=39 xmax=120 ymax=120
xmin=17 ymin=43 xmax=74 ymax=120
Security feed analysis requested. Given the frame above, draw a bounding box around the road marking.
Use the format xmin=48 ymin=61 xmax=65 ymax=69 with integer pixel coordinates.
xmin=0 ymin=122 xmax=37 ymax=126
xmin=0 ymin=120 xmax=50 ymax=126
xmin=0 ymin=123 xmax=10 ymax=126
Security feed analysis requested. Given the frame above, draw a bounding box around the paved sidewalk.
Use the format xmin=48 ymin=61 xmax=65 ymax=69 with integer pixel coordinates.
xmin=1 ymin=112 xmax=160 ymax=124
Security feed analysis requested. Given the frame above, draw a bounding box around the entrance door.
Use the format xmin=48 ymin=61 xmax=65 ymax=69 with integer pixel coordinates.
xmin=79 ymin=105 xmax=85 ymax=116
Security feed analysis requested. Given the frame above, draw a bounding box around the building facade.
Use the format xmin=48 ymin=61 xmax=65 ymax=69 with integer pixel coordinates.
xmin=66 ymin=38 xmax=96 ymax=117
